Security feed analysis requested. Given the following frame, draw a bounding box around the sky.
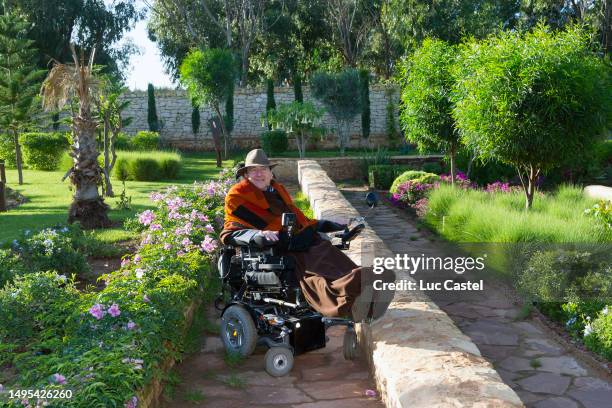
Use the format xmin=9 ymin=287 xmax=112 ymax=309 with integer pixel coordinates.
xmin=120 ymin=7 xmax=176 ymax=91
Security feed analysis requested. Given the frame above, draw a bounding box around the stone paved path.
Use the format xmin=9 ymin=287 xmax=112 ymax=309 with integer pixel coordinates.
xmin=162 ymin=306 xmax=382 ymax=408
xmin=162 ymin=184 xmax=383 ymax=407
xmin=342 ymin=186 xmax=612 ymax=408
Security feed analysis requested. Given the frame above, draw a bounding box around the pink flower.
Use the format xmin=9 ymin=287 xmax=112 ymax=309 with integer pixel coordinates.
xmin=365 ymin=389 xmax=376 ymax=397
xmin=52 ymin=373 xmax=66 ymax=385
xmin=197 ymin=214 xmax=209 ymax=223
xmin=150 ymin=192 xmax=163 ymax=202
xmin=127 ymin=321 xmax=136 ymax=330
xmin=149 ymin=223 xmax=162 ymax=231
xmin=204 ymin=224 xmax=215 ymax=233
xmin=89 ymin=303 xmax=105 ymax=320
xmin=138 ymin=210 xmax=155 ymax=226
xmin=108 ymin=303 xmax=121 ymax=318
xmin=134 ymin=255 xmax=141 ymax=263
xmin=181 ymin=238 xmax=192 ymax=247
xmin=143 ymin=294 xmax=150 ymax=303
xmin=121 ymin=258 xmax=130 ymax=267
xmin=163 ymin=243 xmax=172 ymax=250
xmin=200 ymin=235 xmax=218 ymax=253
xmin=177 ymin=250 xmax=185 ymax=256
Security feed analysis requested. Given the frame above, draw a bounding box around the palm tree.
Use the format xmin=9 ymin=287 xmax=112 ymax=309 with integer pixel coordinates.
xmin=41 ymin=44 xmax=111 ymax=228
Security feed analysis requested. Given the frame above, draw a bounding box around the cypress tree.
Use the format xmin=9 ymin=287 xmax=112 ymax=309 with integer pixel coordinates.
xmin=359 ymin=69 xmax=371 ymax=139
xmin=191 ymin=98 xmax=200 ymax=134
xmin=292 ymin=72 xmax=303 ymax=103
xmin=147 ymin=83 xmax=159 ymax=132
xmin=224 ymin=80 xmax=234 ymax=133
xmin=266 ymin=78 xmax=276 ymax=130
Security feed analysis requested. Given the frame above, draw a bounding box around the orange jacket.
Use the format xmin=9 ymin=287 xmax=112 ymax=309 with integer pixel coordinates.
xmin=221 ymin=179 xmax=317 ymax=243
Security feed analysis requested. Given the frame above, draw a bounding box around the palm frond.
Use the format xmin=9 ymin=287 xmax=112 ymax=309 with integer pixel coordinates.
xmin=40 ymin=63 xmax=78 ymax=111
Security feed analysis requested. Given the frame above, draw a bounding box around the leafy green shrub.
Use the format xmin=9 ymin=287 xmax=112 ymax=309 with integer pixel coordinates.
xmin=13 ymin=227 xmax=90 ymax=276
xmin=368 ymin=165 xmax=414 ymax=190
xmin=129 ymin=158 xmax=161 ymax=181
xmin=21 ymin=132 xmax=69 ymax=170
xmin=260 ymin=130 xmax=288 ymax=156
xmin=110 ymin=150 xmax=182 ymax=181
xmin=422 ymin=162 xmax=443 ymax=174
xmin=160 ymin=157 xmax=182 ymax=179
xmin=360 ymin=146 xmax=392 ymax=180
xmin=131 ymin=131 xmax=160 ymax=151
xmin=584 ymin=200 xmax=612 ymax=230
xmin=0 ymin=249 xmax=25 ymax=288
xmin=0 ymin=133 xmax=16 ymax=167
xmin=113 ymin=132 xmax=131 ymax=150
xmin=585 ymin=309 xmax=612 ymax=360
xmin=390 ymin=170 xmax=439 ymax=194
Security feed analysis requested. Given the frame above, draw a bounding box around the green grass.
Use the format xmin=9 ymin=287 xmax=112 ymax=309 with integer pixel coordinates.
xmin=0 ymin=152 xmax=234 ymax=244
xmin=424 ymin=184 xmax=609 ymax=243
xmin=221 ymin=373 xmax=247 ymax=389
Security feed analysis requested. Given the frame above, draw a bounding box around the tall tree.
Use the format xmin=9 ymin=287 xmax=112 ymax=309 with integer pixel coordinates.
xmin=1 ymin=0 xmax=143 ymax=81
xmin=0 ymin=13 xmax=46 ymax=185
xmin=326 ymin=0 xmax=373 ymax=67
xmin=180 ymin=48 xmax=236 ymax=161
xmin=399 ymin=38 xmax=460 ymax=183
xmin=41 ymin=44 xmax=111 ymax=228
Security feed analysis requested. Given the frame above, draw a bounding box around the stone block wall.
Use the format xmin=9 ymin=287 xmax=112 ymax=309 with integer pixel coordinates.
xmin=119 ymin=85 xmax=399 ymax=151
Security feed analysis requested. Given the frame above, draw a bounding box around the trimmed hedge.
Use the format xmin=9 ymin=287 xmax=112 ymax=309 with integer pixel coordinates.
xmin=260 ymin=130 xmax=288 ymax=156
xmin=111 ymin=151 xmax=182 ymax=181
xmin=21 ymin=132 xmax=69 ymax=170
xmin=390 ymin=170 xmax=440 ymax=194
xmin=130 ymin=131 xmax=160 ymax=151
xmin=0 ymin=133 xmax=16 ymax=167
xmin=368 ymin=165 xmax=413 ymax=190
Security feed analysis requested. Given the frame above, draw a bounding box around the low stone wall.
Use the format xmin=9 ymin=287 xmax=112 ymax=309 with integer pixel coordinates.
xmin=584 ymin=185 xmax=612 ymax=201
xmin=297 ymin=160 xmax=522 ymax=408
xmin=275 ymin=155 xmax=444 ymax=182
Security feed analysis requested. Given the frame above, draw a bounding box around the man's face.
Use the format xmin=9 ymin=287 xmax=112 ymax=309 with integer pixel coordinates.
xmin=246 ymin=166 xmax=273 ymax=190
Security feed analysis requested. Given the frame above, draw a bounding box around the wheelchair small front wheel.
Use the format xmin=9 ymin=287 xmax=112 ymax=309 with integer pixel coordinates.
xmin=343 ymin=327 xmax=358 ymax=360
xmin=220 ymin=305 xmax=257 ymax=357
xmin=264 ymin=347 xmax=294 ymax=377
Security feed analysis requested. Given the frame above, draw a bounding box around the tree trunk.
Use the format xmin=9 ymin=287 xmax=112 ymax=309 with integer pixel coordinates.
xmin=13 ymin=131 xmax=23 ymax=185
xmin=214 ymin=105 xmax=229 ymax=160
xmin=525 ymin=165 xmax=539 ymax=210
xmin=208 ymin=117 xmax=223 ymax=168
xmin=68 ymin=116 xmax=111 ymax=229
xmin=466 ymin=150 xmax=477 ymax=180
xmin=103 ymin=118 xmax=114 ymax=197
xmin=449 ymin=144 xmax=457 ymax=186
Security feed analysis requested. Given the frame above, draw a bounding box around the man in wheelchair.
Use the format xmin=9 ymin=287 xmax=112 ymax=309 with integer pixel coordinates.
xmin=216 ymin=149 xmax=394 ymax=376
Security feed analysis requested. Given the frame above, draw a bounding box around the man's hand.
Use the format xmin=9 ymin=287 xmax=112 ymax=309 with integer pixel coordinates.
xmin=260 ymin=230 xmax=279 ymax=242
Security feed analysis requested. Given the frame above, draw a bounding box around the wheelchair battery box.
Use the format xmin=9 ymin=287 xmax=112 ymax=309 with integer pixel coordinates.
xmin=286 ymin=314 xmax=326 ymax=355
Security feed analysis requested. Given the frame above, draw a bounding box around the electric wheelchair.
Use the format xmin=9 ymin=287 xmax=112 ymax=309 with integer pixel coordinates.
xmin=215 ymin=212 xmax=366 ymax=377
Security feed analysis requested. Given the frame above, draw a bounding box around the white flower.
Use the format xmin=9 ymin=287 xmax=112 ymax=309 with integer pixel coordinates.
xmin=583 ymin=323 xmax=593 ymax=337
xmin=603 ymin=306 xmax=609 ymax=315
xmin=57 ymin=275 xmax=67 ymax=283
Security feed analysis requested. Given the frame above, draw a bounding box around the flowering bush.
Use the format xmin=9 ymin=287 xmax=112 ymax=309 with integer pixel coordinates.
xmin=10 ymin=226 xmax=90 ymax=279
xmin=0 ymin=168 xmax=234 ymax=407
xmin=439 ymin=171 xmax=476 ymax=189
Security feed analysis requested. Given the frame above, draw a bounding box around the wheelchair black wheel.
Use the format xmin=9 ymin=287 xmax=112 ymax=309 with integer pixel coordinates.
xmin=220 ymin=305 xmax=257 ymax=357
xmin=343 ymin=327 xmax=358 ymax=360
xmin=264 ymin=347 xmax=294 ymax=377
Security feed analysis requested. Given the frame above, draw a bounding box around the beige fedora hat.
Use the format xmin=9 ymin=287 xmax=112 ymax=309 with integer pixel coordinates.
xmin=236 ymin=149 xmax=278 ymax=178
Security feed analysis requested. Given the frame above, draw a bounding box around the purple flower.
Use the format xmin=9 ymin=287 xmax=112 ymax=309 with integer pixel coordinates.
xmin=200 ymin=235 xmax=218 ymax=253
xmin=121 ymin=258 xmax=130 ymax=268
xmin=89 ymin=304 xmax=105 ymax=320
xmin=181 ymin=238 xmax=192 ymax=247
xmin=365 ymin=389 xmax=376 ymax=397
xmin=52 ymin=373 xmax=66 ymax=385
xmin=138 ymin=210 xmax=155 ymax=226
xmin=143 ymin=294 xmax=150 ymax=303
xmin=149 ymin=223 xmax=162 ymax=231
xmin=204 ymin=224 xmax=215 ymax=233
xmin=108 ymin=303 xmax=121 ymax=318
xmin=163 ymin=243 xmax=172 ymax=250
xmin=177 ymin=250 xmax=185 ymax=256
xmin=150 ymin=192 xmax=163 ymax=202
xmin=125 ymin=396 xmax=138 ymax=408
xmin=134 ymin=255 xmax=141 ymax=263
xmin=127 ymin=321 xmax=136 ymax=330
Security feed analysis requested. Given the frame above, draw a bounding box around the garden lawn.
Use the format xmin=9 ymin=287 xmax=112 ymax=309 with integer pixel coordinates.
xmin=0 ymin=152 xmax=234 ymax=245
